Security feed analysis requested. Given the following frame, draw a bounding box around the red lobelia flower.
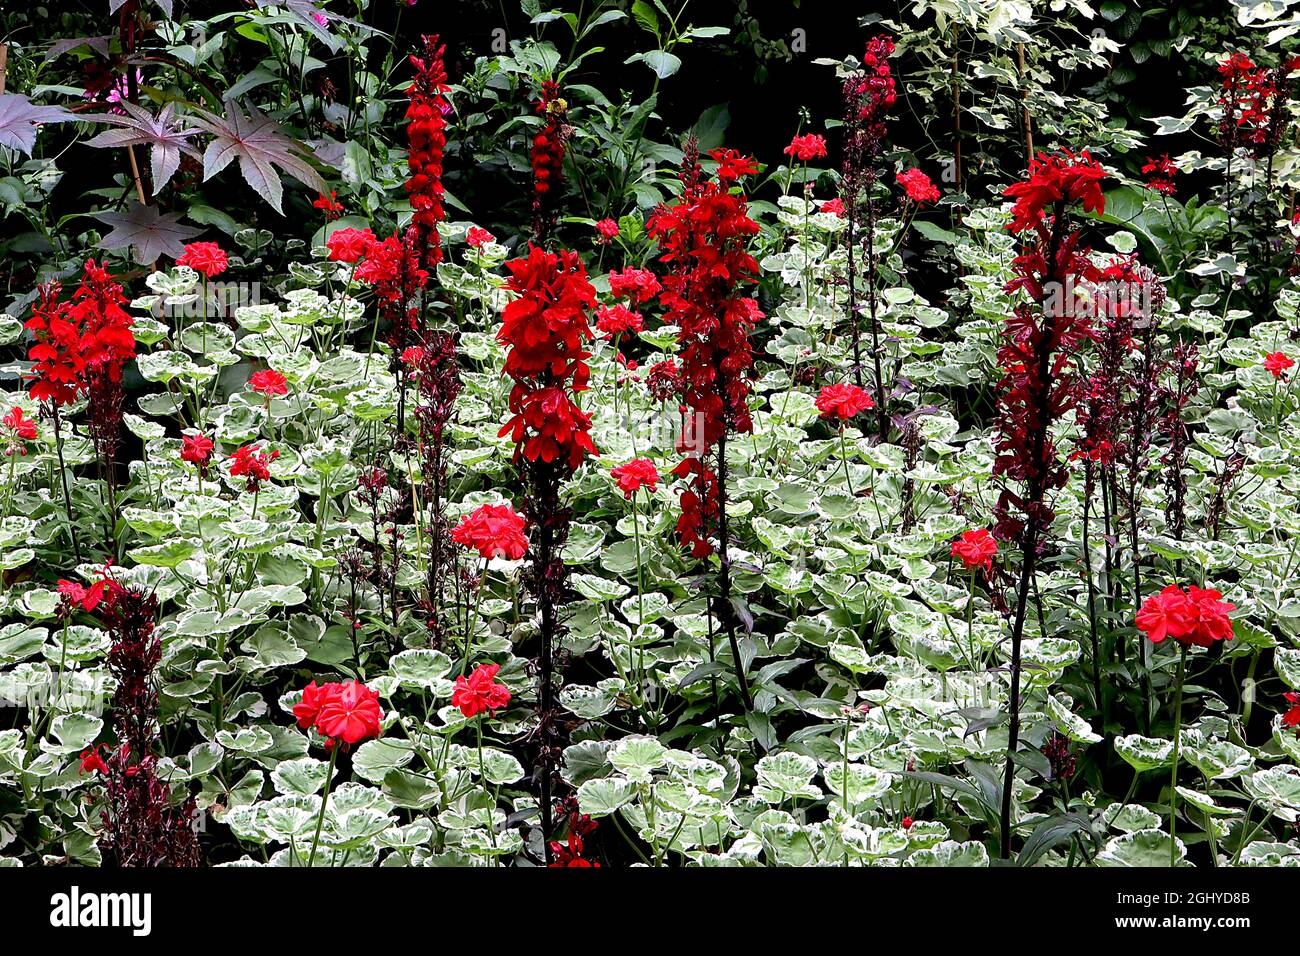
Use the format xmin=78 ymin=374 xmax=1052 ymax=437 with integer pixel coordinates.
xmin=1003 ymin=150 xmax=1106 ymax=234
xmin=404 ymin=34 xmax=450 ymax=270
xmin=1140 ymin=154 xmax=1178 ymax=195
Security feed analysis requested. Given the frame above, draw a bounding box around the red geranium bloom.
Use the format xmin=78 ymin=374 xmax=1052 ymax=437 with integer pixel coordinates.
xmin=313 ymin=191 xmax=345 ymax=219
xmin=326 ymin=227 xmax=377 ymax=264
xmin=293 ymin=681 xmax=329 ymax=730
xmin=466 ymin=226 xmax=495 ymax=248
xmin=1003 ymin=150 xmax=1107 ymax=233
xmin=901 ymin=816 xmax=914 ymax=830
xmin=1137 ymin=584 xmax=1235 ymax=647
xmin=229 ymin=444 xmax=278 ymax=492
xmin=3 ymin=407 xmax=37 ymax=450
xmin=819 ymin=197 xmax=845 ymax=217
xmin=314 ymin=680 xmax=384 ymax=746
xmin=248 ymin=368 xmax=288 ymax=397
xmin=451 ymin=663 xmax=512 ymax=718
xmin=176 ymin=241 xmax=228 ymax=278
xmin=451 ymin=503 xmax=529 ymax=560
xmin=58 ymin=577 xmax=108 ymax=613
xmin=608 ymin=268 xmax=662 ymax=305
xmin=897 ymin=167 xmax=940 ymax=204
xmin=816 ymin=383 xmax=875 ymax=420
xmin=595 ymin=304 xmax=643 ymax=339
xmin=594 ymin=218 xmax=620 ymax=241
xmin=1283 ymin=692 xmax=1300 ymax=733
xmin=951 ymin=529 xmax=998 ymax=572
xmin=784 ymin=133 xmax=828 ymax=162
xmin=1264 ymin=351 xmax=1294 ymax=379
xmin=79 ymin=746 xmax=109 ymax=775
xmin=611 ymin=458 xmax=660 ymax=498
xmin=180 ymin=432 xmax=214 ymax=474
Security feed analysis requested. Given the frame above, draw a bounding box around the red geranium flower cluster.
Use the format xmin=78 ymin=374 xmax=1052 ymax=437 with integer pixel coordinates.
xmin=451 ymin=663 xmax=511 ymax=718
xmin=248 ymin=368 xmax=288 ymax=397
xmin=594 ymin=218 xmax=620 ymax=242
xmin=648 ymin=144 xmax=763 ymax=558
xmin=951 ymin=528 xmax=998 ymax=572
xmin=816 ymin=382 xmax=875 ymax=420
xmin=608 ymin=267 xmax=661 ymax=304
xmin=611 ymin=458 xmax=660 ymax=498
xmin=293 ymin=680 xmax=383 ymax=748
xmin=1004 ymin=149 xmax=1106 ymax=234
xmin=451 ymin=503 xmax=529 ymax=560
xmin=229 ymin=443 xmax=278 ymax=492
xmin=497 ymin=245 xmax=599 ymax=471
xmin=3 ymin=407 xmax=37 ymax=456
xmin=595 ymin=304 xmax=643 ymax=339
xmin=180 ymin=432 xmax=214 ymax=476
xmin=784 ymin=133 xmax=828 ymax=162
xmin=404 ymin=34 xmax=450 ymax=270
xmin=1136 ymin=584 xmax=1236 ymax=648
xmin=313 ymin=191 xmax=344 ymax=220
xmin=1264 ymin=351 xmax=1294 ymax=379
xmin=176 ymin=241 xmax=228 ymax=278
xmin=466 ymin=225 xmax=495 ymax=248
xmin=1140 ymin=154 xmax=1178 ymax=195
xmin=326 ymin=226 xmax=376 ymax=264
xmin=897 ymin=167 xmax=940 ymax=204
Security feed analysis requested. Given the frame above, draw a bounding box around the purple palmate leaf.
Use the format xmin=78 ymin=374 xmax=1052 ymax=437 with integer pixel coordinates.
xmin=86 ymin=102 xmax=200 ymax=195
xmin=0 ymin=94 xmax=75 ymax=156
xmin=95 ymin=201 xmax=204 ymax=264
xmin=188 ymin=100 xmax=327 ymax=215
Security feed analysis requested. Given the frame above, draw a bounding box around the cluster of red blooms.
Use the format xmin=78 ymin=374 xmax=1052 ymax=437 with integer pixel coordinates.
xmin=248 ymin=368 xmax=288 ymax=398
xmin=595 ymin=304 xmax=643 ymax=339
xmin=816 ymin=382 xmax=875 ymax=421
xmin=648 ymin=143 xmax=762 ymax=558
xmin=451 ymin=502 xmax=529 ymax=560
xmin=951 ymin=528 xmax=998 ymax=573
xmin=357 ymin=228 xmax=430 ymax=363
xmin=451 ymin=663 xmax=512 ymax=718
xmin=293 ymin=680 xmax=383 ymax=749
xmin=549 ymin=795 xmax=599 ymax=867
xmin=992 ymin=150 xmax=1107 ymax=541
xmin=608 ymin=267 xmax=661 ymax=305
xmin=2 ymin=407 xmax=37 ymax=456
xmin=644 ymin=357 xmax=682 ymax=403
xmin=230 ymin=443 xmax=278 ymax=492
xmin=404 ymin=35 xmax=450 ymax=270
xmin=610 ymin=458 xmax=660 ymax=498
xmin=497 ymin=245 xmax=599 ymax=470
xmin=176 ymin=241 xmax=228 ymax=278
xmin=530 ymin=80 xmax=569 ymax=234
xmin=1140 ymin=154 xmax=1178 ymax=195
xmin=784 ymin=133 xmax=828 ymax=162
xmin=1216 ymin=52 xmax=1296 ymax=156
xmin=1265 ymin=351 xmax=1295 ymax=379
xmin=896 ymin=167 xmax=940 ymax=204
xmin=1136 ymin=584 xmax=1236 ymax=648
xmin=846 ymin=36 xmax=897 ymax=157
xmin=87 ymin=576 xmax=201 ymax=866
xmin=180 ymin=432 xmax=214 ymax=477
xmin=26 ymin=261 xmax=136 ymax=407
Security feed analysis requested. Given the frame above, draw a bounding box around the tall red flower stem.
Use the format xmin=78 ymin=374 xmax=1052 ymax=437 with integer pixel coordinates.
xmin=992 ymin=150 xmax=1107 ymax=858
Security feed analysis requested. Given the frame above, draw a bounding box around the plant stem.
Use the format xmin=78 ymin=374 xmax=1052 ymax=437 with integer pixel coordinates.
xmin=1169 ymin=643 xmax=1187 ymax=866
xmin=308 ymin=743 xmax=339 ymax=867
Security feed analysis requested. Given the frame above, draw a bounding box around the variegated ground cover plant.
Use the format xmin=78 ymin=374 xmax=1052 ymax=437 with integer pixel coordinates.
xmin=4 ymin=0 xmax=1300 ymax=869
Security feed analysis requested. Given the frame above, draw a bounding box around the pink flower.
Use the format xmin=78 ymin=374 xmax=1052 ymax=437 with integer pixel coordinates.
xmin=611 ymin=458 xmax=660 ymax=498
